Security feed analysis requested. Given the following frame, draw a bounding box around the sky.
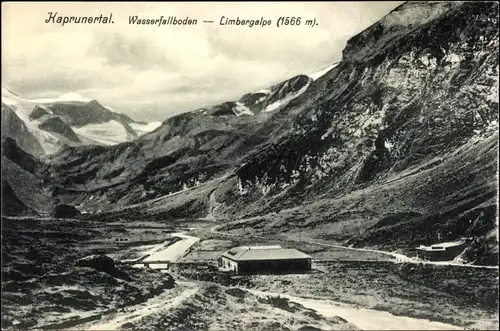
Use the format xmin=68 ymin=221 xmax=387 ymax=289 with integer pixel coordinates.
xmin=1 ymin=1 xmax=403 ymax=122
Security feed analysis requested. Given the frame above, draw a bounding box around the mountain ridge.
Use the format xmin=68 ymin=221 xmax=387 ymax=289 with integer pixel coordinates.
xmin=1 ymin=87 xmax=162 ymax=155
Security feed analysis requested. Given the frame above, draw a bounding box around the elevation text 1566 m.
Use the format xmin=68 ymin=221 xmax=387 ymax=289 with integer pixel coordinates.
xmin=276 ymin=17 xmax=318 ymax=27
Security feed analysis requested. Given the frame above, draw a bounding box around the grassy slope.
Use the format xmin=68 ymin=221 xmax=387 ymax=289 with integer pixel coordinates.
xmin=173 ymin=249 xmax=498 ymax=329
xmin=120 ymin=283 xmax=357 ymax=331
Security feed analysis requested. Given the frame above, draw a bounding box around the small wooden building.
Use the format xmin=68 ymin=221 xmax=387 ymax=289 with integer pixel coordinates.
xmin=219 ymin=246 xmax=312 ymax=275
xmin=415 ymin=240 xmax=468 ymax=261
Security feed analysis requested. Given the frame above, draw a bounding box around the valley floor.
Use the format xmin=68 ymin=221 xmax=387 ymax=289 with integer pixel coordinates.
xmin=1 ymin=217 xmax=498 ymax=331
xmin=83 ymin=280 xmax=465 ymax=331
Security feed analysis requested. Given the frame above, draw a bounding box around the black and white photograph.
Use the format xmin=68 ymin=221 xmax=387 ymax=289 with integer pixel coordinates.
xmin=1 ymin=1 xmax=499 ymax=330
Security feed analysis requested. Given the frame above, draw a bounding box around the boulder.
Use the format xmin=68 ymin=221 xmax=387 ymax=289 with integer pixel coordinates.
xmin=76 ymin=254 xmax=131 ymax=280
xmin=53 ymin=204 xmax=81 ymax=218
xmin=76 ymin=254 xmax=115 ymax=271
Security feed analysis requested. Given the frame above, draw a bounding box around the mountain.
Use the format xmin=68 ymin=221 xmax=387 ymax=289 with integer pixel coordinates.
xmin=193 ymin=64 xmax=339 ymax=118
xmin=1 ymin=103 xmax=45 ymax=156
xmin=1 ymin=137 xmax=53 ymax=215
xmin=1 ymin=87 xmax=162 ymax=155
xmin=2 ymin=2 xmax=498 ymax=262
xmin=38 ymin=67 xmax=340 ymax=212
xmin=198 ymin=73 xmax=317 ymax=117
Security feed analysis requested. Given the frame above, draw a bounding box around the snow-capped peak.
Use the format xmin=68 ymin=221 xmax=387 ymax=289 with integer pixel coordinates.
xmin=2 ymin=86 xmax=22 ymax=106
xmin=1 ymin=86 xmax=91 ymax=105
xmin=1 ymin=86 xmax=161 ymax=154
xmin=27 ymin=92 xmax=92 ymax=104
xmin=50 ymin=92 xmax=92 ymax=103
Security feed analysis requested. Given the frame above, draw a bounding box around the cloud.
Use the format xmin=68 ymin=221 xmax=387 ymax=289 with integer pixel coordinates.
xmin=88 ymin=32 xmax=173 ymax=70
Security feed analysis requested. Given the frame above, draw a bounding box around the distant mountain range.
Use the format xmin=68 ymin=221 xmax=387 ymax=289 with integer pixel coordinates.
xmin=1 ymin=59 xmax=336 ymax=157
xmin=1 ymin=87 xmax=162 ymax=155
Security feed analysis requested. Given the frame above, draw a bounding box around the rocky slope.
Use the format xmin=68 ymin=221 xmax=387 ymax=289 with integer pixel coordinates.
xmin=1 ymin=87 xmax=161 ymax=155
xmin=2 ymin=2 xmax=498 ymax=260
xmin=1 ymin=138 xmax=53 ymax=215
xmin=1 ymin=180 xmax=36 ymax=217
xmin=1 ymin=104 xmax=44 ymax=156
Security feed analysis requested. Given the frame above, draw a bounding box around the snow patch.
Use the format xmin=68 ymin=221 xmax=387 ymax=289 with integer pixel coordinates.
xmin=72 ymin=120 xmax=128 ymax=145
xmin=41 ymin=105 xmax=54 ymax=115
xmin=233 ymin=102 xmax=254 ymax=116
xmin=254 ymin=88 xmax=271 ymax=95
xmin=237 ymin=177 xmax=248 ymax=195
xmin=2 ymin=96 xmax=17 ymax=107
xmin=308 ymin=62 xmax=339 ymax=81
xmin=264 ymin=79 xmax=311 ymax=113
xmin=2 ymin=87 xmax=24 ymax=106
xmin=385 ymin=140 xmax=394 ymax=151
xmin=129 ymin=122 xmax=162 ymax=136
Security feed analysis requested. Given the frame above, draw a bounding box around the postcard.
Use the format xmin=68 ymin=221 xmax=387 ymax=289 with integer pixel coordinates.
xmin=1 ymin=1 xmax=498 ymax=330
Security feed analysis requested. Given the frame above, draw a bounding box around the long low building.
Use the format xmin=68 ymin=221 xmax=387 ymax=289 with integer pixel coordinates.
xmin=415 ymin=240 xmax=468 ymax=261
xmin=219 ymin=245 xmax=312 ymax=274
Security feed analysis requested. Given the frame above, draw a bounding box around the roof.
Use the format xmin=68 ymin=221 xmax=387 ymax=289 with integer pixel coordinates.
xmin=416 ymin=240 xmax=466 ymax=252
xmin=416 ymin=246 xmax=446 ymax=252
xmin=222 ymin=246 xmax=311 ymax=261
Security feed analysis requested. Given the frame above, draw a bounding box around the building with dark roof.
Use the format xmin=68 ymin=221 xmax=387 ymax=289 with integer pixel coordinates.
xmin=218 ymin=245 xmax=312 ymax=274
xmin=415 ymin=239 xmax=468 ymax=261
